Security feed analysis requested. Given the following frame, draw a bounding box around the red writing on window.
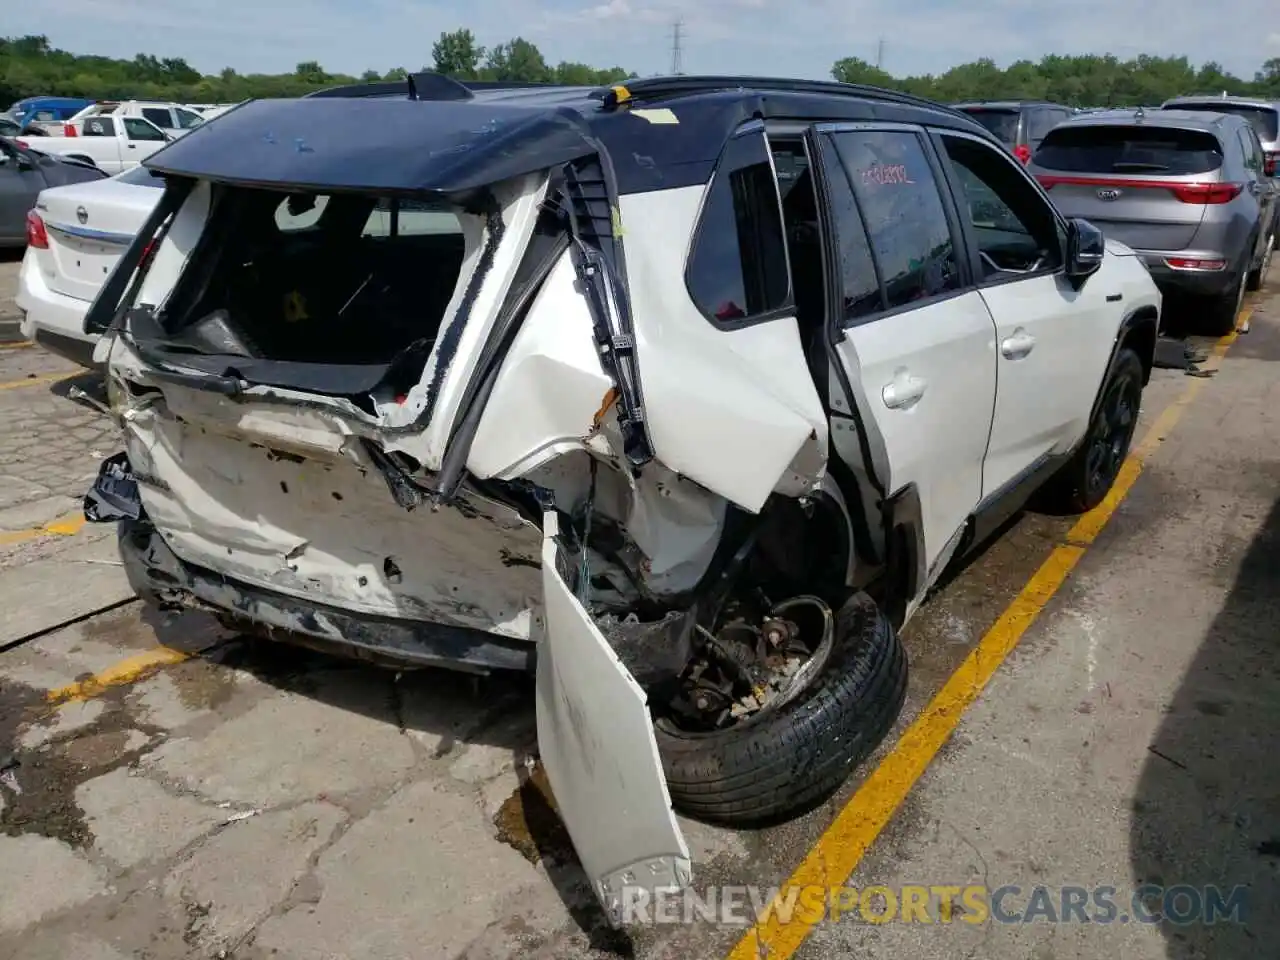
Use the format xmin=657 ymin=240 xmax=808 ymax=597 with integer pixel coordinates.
xmin=861 ymin=163 xmax=915 ymax=186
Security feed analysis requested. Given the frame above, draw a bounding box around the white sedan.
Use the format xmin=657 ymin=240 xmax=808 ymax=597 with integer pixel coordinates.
xmin=16 ymin=165 xmax=162 ymax=366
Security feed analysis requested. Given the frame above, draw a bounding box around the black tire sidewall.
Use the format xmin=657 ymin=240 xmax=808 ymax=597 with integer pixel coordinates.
xmin=1057 ymin=347 xmax=1144 ymax=513
xmin=655 ymin=592 xmax=906 ymax=826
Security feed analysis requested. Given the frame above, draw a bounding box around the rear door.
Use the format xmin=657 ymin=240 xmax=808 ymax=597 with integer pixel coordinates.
xmin=1239 ymin=127 xmax=1277 ymax=248
xmin=120 ymin=117 xmax=168 ymax=171
xmin=1030 ymin=123 xmax=1225 ymax=253
xmin=811 ymin=123 xmax=998 ymax=584
xmin=80 ymin=115 xmax=125 ymax=171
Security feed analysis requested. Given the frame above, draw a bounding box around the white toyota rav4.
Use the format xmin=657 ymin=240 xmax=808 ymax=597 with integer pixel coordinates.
xmin=82 ymin=75 xmax=1162 ymax=921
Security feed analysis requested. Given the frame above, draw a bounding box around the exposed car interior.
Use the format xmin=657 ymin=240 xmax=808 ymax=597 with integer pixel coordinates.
xmin=154 ymin=188 xmax=471 ymax=368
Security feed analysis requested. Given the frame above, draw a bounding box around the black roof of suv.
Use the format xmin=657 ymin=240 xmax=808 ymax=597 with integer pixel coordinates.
xmin=146 ymin=73 xmax=1009 ymax=196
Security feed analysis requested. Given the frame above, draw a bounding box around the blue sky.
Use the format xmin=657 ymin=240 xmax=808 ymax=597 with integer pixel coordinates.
xmin=13 ymin=0 xmax=1280 ymax=81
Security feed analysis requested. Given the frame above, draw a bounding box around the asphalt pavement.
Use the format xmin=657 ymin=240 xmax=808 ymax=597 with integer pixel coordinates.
xmin=0 ymin=252 xmax=1275 ymax=960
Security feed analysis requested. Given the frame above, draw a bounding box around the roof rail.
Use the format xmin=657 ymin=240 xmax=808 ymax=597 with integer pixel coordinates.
xmin=598 ymin=75 xmax=970 ymax=119
xmin=304 ymin=75 xmax=577 ymax=101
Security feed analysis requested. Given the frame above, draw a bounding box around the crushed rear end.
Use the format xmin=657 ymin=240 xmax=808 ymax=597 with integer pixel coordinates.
xmin=82 ymin=94 xmax=701 ymax=920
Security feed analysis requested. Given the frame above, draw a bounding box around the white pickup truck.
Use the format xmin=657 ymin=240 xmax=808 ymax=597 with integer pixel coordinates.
xmin=68 ymin=100 xmax=207 ymax=139
xmin=19 ymin=114 xmax=171 ymax=174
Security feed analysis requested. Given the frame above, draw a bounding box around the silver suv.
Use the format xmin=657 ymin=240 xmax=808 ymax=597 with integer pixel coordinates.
xmin=1028 ymin=108 xmax=1277 ymax=333
xmin=1161 ymin=95 xmax=1280 ymax=251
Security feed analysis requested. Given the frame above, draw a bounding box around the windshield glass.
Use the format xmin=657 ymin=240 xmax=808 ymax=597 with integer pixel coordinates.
xmin=1034 ymin=125 xmax=1224 ymax=175
xmin=176 ymin=108 xmax=204 ymax=129
xmin=1171 ymin=103 xmax=1279 ymax=143
xmin=959 ymin=109 xmax=1021 ymax=145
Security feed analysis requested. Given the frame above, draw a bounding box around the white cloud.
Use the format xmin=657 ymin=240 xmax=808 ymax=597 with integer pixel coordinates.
xmin=9 ymin=0 xmax=1280 ymax=82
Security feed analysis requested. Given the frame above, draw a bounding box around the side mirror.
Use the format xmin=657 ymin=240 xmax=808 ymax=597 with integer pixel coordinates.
xmin=1065 ymin=217 xmax=1104 ymax=287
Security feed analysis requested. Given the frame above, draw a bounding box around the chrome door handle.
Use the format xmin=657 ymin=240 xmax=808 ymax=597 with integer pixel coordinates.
xmin=882 ymin=370 xmax=927 ymax=409
xmin=1001 ymin=329 xmax=1036 ymax=359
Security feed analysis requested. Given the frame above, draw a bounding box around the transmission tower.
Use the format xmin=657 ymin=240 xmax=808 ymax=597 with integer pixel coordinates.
xmin=672 ymin=19 xmax=684 ymax=76
xmin=875 ymin=37 xmax=886 ymax=71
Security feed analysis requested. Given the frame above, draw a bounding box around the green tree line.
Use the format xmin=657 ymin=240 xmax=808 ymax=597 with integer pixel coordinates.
xmin=832 ymin=53 xmax=1280 ymax=105
xmin=0 ymin=31 xmax=631 ymax=106
xmin=4 ymin=31 xmax=1279 ymax=109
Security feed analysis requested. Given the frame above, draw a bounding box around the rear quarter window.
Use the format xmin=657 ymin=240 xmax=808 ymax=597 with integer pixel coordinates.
xmin=1034 ymin=125 xmax=1224 ymax=175
xmin=961 ymin=109 xmax=1021 ymax=145
xmin=1172 ymin=104 xmax=1279 ymax=143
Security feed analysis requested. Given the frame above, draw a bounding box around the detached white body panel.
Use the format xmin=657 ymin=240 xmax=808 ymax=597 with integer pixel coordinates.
xmin=536 ymin=514 xmax=691 ymax=924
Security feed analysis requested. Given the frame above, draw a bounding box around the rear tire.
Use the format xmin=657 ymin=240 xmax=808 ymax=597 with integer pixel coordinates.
xmin=655 ymin=592 xmax=906 ymax=826
xmin=1207 ymin=270 xmax=1246 ymax=336
xmin=1247 ymin=234 xmax=1273 ymax=292
xmin=1039 ymin=347 xmax=1144 ymax=515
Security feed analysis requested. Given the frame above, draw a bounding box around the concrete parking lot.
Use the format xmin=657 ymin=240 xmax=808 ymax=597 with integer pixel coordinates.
xmin=0 ymin=250 xmax=1276 ymax=960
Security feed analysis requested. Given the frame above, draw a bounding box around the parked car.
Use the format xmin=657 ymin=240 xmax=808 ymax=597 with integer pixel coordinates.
xmin=0 ymin=136 xmax=106 ymax=247
xmin=1160 ymin=94 xmax=1280 ymax=249
xmin=65 ymin=100 xmax=206 ymax=139
xmin=16 ymin=164 xmax=162 ymax=364
xmin=17 ymin=114 xmax=172 ymax=174
xmin=1029 ymin=108 xmax=1277 ymax=333
xmin=953 ymin=100 xmax=1077 ymax=162
xmin=81 ymin=74 xmax=1160 ymax=921
xmin=4 ymin=97 xmax=95 ymax=135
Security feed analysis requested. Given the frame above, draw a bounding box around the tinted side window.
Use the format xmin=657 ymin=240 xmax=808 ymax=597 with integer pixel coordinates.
xmin=686 ymin=129 xmax=790 ymax=325
xmin=827 ymin=130 xmax=962 ymax=310
xmin=939 ymin=134 xmax=1063 ymax=278
xmin=1242 ymin=128 xmax=1265 ymax=173
xmin=142 ymin=108 xmax=172 ymax=128
xmin=123 ymin=118 xmax=166 ymax=141
xmin=815 ymin=137 xmax=883 ymax=321
xmin=1027 ymin=108 xmax=1058 ymax=143
xmin=83 ymin=117 xmax=115 ymax=137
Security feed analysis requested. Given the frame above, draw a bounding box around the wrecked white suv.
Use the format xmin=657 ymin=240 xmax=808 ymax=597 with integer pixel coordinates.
xmin=82 ymin=74 xmax=1162 ymax=922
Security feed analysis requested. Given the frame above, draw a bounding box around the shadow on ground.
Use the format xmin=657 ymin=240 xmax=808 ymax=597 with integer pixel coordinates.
xmin=162 ymin=608 xmax=634 ymax=955
xmin=1130 ymin=494 xmax=1280 ymax=958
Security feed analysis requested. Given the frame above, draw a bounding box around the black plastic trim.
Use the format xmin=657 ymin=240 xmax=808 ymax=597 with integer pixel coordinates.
xmin=803 ymin=125 xmax=888 ymax=503
xmin=966 ymin=449 xmax=1069 ymax=553
xmin=117 ymin=519 xmax=534 ymax=673
xmin=881 ymin=482 xmax=926 ymax=629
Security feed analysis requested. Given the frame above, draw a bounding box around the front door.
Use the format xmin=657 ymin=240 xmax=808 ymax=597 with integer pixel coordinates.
xmin=809 ymin=123 xmax=999 ymax=584
xmin=932 ymin=129 xmax=1116 ymax=497
xmin=0 ymin=141 xmax=43 ymax=244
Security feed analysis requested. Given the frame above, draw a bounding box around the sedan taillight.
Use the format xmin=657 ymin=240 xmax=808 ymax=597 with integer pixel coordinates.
xmin=25 ymin=210 xmax=49 ymax=249
xmin=1265 ymin=152 xmax=1277 ymax=177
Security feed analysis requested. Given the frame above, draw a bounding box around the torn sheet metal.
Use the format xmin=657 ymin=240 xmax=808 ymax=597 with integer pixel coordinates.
xmin=616 ymin=184 xmax=829 ymax=513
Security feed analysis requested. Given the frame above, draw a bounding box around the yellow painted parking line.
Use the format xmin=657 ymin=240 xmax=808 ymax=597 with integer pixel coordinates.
xmin=0 ymin=340 xmax=34 ymax=350
xmin=0 ymin=512 xmax=87 ymax=547
xmin=0 ymin=371 xmax=76 ymax=391
xmin=726 ymin=316 xmax=1246 ymax=960
xmin=46 ymin=646 xmax=193 ymax=704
